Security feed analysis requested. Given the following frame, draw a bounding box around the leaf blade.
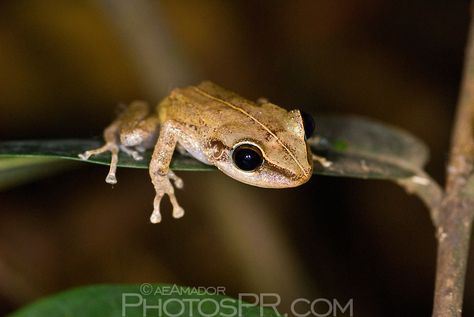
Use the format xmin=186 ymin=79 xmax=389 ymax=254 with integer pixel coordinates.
xmin=310 ymin=115 xmax=442 ymax=223
xmin=0 ymin=115 xmax=432 ymax=180
xmin=0 ymin=139 xmax=212 ymax=171
xmin=310 ymin=115 xmax=430 ymax=180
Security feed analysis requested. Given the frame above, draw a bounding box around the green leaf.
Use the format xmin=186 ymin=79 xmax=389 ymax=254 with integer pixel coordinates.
xmin=309 ymin=115 xmax=442 ymax=224
xmin=0 ymin=115 xmax=442 ymax=222
xmin=309 ymin=115 xmax=429 ymax=180
xmin=8 ymin=284 xmax=281 ymax=317
xmin=0 ymin=139 xmax=212 ymax=171
xmin=0 ymin=115 xmax=432 ymax=180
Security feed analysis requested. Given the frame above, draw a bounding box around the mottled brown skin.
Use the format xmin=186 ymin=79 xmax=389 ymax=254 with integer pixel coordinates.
xmin=79 ymin=81 xmax=313 ymax=223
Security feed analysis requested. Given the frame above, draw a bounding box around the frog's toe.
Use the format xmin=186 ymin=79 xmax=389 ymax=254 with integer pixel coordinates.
xmin=119 ymin=145 xmax=144 ymax=161
xmin=79 ymin=143 xmax=112 ymax=159
xmin=173 ymin=177 xmax=184 ymax=189
xmin=132 ymin=152 xmax=143 ymax=160
xmin=150 ymin=210 xmax=162 ymax=223
xmin=168 ymin=190 xmax=184 ymax=219
xmin=167 ymin=170 xmax=184 ymax=189
xmin=172 ymin=206 xmax=185 ymax=219
xmin=312 ymin=154 xmax=333 ymax=168
xmin=105 ymin=173 xmax=117 ymax=184
xmin=136 ymin=146 xmax=146 ymax=153
xmin=149 ymin=174 xmax=185 ymax=223
xmin=150 ymin=191 xmax=165 ymax=223
xmin=78 ymin=152 xmax=91 ymax=160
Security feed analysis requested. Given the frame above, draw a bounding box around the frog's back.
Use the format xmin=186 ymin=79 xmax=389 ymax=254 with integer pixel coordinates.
xmin=162 ymin=81 xmax=290 ymax=133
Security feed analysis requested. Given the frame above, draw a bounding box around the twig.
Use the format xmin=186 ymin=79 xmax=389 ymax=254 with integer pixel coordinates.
xmin=432 ymin=4 xmax=474 ymax=316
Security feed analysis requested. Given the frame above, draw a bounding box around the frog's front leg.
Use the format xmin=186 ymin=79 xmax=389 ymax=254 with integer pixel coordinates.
xmin=148 ymin=120 xmax=187 ymax=223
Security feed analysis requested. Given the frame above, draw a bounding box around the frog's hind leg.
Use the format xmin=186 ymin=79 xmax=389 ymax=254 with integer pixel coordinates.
xmin=79 ymin=121 xmax=121 ymax=184
xmin=79 ymin=101 xmax=158 ymax=184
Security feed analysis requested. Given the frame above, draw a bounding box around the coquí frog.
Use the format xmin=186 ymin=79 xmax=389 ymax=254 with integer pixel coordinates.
xmin=79 ymin=81 xmax=318 ymax=223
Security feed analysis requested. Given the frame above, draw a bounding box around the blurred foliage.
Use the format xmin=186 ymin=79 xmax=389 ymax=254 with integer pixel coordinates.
xmin=8 ymin=284 xmax=281 ymax=317
xmin=0 ymin=157 xmax=72 ymax=190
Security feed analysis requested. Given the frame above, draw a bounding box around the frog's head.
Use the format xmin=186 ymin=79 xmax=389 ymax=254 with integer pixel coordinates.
xmin=212 ymin=109 xmax=314 ymax=188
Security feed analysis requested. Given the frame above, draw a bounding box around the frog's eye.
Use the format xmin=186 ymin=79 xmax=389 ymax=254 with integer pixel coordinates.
xmin=300 ymin=111 xmax=315 ymax=139
xmin=232 ymin=144 xmax=264 ymax=171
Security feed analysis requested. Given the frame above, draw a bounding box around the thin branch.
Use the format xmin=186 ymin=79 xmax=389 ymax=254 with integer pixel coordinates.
xmin=432 ymin=4 xmax=474 ymax=316
xmin=396 ymin=171 xmax=442 ymax=226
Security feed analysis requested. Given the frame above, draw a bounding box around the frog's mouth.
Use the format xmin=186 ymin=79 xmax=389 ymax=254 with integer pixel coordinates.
xmin=215 ymin=159 xmax=310 ymax=189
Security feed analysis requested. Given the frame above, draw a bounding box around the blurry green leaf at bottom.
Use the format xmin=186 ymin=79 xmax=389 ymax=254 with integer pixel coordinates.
xmin=8 ymin=284 xmax=281 ymax=317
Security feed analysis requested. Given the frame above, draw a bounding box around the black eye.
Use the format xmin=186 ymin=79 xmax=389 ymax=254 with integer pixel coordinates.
xmin=232 ymin=144 xmax=263 ymax=171
xmin=300 ymin=111 xmax=315 ymax=139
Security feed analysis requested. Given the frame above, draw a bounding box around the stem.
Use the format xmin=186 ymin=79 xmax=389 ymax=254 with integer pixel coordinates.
xmin=432 ymin=4 xmax=474 ymax=316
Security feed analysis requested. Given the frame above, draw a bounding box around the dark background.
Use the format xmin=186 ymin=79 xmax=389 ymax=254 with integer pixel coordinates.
xmin=0 ymin=1 xmax=472 ymax=316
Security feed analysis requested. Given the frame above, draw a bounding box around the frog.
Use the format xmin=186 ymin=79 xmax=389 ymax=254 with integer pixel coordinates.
xmin=79 ymin=81 xmax=317 ymax=223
